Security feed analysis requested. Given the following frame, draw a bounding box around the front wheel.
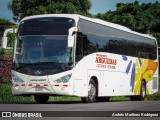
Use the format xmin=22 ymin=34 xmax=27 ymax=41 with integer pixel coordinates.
xmin=81 ymin=79 xmax=96 ymax=103
xmin=34 ymin=95 xmax=49 ymax=104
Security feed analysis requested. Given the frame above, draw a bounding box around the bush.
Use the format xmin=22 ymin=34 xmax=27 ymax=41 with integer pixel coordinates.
xmin=0 ymin=48 xmax=13 ymax=83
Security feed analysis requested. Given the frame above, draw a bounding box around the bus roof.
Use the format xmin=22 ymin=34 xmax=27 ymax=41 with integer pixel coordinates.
xmin=21 ymin=14 xmax=156 ymax=40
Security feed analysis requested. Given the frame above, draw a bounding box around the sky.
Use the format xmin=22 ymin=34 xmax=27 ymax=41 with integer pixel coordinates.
xmin=0 ymin=0 xmax=12 ymax=20
xmin=0 ymin=0 xmax=160 ymax=21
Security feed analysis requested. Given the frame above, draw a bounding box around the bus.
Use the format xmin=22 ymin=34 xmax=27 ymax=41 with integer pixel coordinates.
xmin=2 ymin=14 xmax=159 ymax=103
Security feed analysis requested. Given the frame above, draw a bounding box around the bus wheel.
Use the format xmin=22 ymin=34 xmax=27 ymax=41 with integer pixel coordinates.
xmin=139 ymin=81 xmax=146 ymax=100
xmin=96 ymin=97 xmax=110 ymax=102
xmin=130 ymin=81 xmax=146 ymax=101
xmin=34 ymin=95 xmax=49 ymax=104
xmin=81 ymin=79 xmax=96 ymax=103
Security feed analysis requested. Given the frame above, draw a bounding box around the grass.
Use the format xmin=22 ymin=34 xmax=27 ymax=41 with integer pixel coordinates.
xmin=0 ymin=80 xmax=160 ymax=102
xmin=146 ymin=92 xmax=160 ymax=101
xmin=0 ymin=82 xmax=34 ymax=102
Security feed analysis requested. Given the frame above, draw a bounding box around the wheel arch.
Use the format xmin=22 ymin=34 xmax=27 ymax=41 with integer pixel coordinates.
xmin=142 ymin=79 xmax=146 ymax=84
xmin=141 ymin=79 xmax=147 ymax=93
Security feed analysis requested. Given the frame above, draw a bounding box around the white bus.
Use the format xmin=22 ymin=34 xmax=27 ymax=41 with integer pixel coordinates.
xmin=2 ymin=14 xmax=159 ymax=103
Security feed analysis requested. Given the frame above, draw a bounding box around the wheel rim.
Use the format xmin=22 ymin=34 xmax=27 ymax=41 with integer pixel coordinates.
xmin=142 ymin=84 xmax=146 ymax=98
xmin=88 ymin=83 xmax=96 ymax=100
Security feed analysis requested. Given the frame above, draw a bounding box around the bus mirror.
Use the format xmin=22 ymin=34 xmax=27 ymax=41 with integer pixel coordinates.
xmin=14 ymin=28 xmax=17 ymax=33
xmin=68 ymin=36 xmax=74 ymax=47
xmin=1 ymin=28 xmax=17 ymax=49
xmin=2 ymin=37 xmax=8 ymax=49
xmin=68 ymin=27 xmax=78 ymax=36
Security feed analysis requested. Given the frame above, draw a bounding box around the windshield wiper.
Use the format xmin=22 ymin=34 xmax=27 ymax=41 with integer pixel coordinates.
xmin=15 ymin=62 xmax=62 ymax=70
xmin=15 ymin=63 xmax=32 ymax=70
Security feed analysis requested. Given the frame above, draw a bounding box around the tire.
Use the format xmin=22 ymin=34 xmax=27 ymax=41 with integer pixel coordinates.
xmin=96 ymin=97 xmax=110 ymax=102
xmin=81 ymin=79 xmax=96 ymax=103
xmin=34 ymin=95 xmax=49 ymax=104
xmin=130 ymin=81 xmax=146 ymax=101
xmin=139 ymin=81 xmax=146 ymax=100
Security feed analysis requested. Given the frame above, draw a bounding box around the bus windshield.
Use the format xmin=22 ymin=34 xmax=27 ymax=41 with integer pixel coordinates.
xmin=14 ymin=35 xmax=73 ymax=75
xmin=13 ymin=17 xmax=75 ymax=76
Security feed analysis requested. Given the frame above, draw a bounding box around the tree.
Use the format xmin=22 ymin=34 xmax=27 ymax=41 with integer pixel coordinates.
xmin=95 ymin=1 xmax=160 ymax=46
xmin=0 ymin=18 xmax=14 ymax=37
xmin=0 ymin=18 xmax=14 ymax=25
xmin=8 ymin=0 xmax=92 ymax=22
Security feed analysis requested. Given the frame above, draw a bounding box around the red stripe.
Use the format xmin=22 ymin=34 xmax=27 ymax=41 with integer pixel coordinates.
xmin=21 ymin=84 xmax=25 ymax=86
xmin=28 ymin=84 xmax=32 ymax=86
xmin=44 ymin=84 xmax=48 ymax=86
xmin=54 ymin=84 xmax=59 ymax=86
xmin=63 ymin=84 xmax=68 ymax=87
xmin=36 ymin=84 xmax=40 ymax=86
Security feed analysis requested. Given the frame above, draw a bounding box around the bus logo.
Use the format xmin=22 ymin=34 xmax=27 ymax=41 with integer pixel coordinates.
xmin=95 ymin=54 xmax=117 ymax=69
xmin=34 ymin=70 xmax=43 ymax=75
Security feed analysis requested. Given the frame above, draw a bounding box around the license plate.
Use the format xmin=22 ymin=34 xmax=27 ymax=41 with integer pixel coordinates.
xmin=35 ymin=87 xmax=43 ymax=91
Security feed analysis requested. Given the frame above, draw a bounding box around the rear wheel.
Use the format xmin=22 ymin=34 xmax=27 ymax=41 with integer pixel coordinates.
xmin=130 ymin=81 xmax=146 ymax=101
xmin=34 ymin=95 xmax=49 ymax=104
xmin=139 ymin=81 xmax=146 ymax=100
xmin=81 ymin=79 xmax=96 ymax=103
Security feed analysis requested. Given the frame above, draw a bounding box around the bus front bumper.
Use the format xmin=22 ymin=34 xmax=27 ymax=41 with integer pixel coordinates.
xmin=12 ymin=83 xmax=73 ymax=96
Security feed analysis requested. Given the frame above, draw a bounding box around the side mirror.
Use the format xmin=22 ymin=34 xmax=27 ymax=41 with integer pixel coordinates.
xmin=2 ymin=37 xmax=8 ymax=48
xmin=68 ymin=27 xmax=79 ymax=47
xmin=68 ymin=27 xmax=78 ymax=36
xmin=68 ymin=36 xmax=74 ymax=47
xmin=1 ymin=28 xmax=17 ymax=49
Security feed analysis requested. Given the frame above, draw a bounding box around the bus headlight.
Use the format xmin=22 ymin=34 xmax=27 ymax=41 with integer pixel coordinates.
xmin=12 ymin=75 xmax=24 ymax=83
xmin=54 ymin=74 xmax=72 ymax=83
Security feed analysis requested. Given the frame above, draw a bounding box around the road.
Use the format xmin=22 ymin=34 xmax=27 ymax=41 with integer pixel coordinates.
xmin=0 ymin=101 xmax=160 ymax=119
xmin=0 ymin=101 xmax=160 ymax=111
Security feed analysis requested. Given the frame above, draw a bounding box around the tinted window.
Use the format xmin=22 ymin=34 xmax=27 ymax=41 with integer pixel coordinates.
xmin=18 ymin=17 xmax=75 ymax=36
xmin=78 ymin=19 xmax=157 ymax=60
